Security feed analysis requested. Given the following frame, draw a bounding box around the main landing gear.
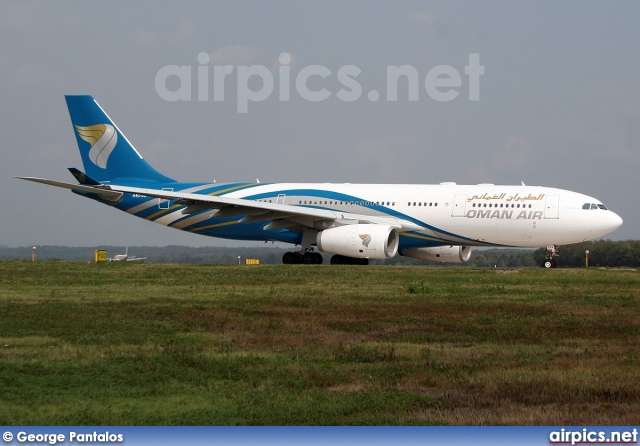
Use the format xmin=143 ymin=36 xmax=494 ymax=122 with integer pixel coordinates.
xmin=282 ymin=249 xmax=323 ymax=264
xmin=281 ymin=250 xmax=369 ymax=265
xmin=543 ymin=244 xmax=559 ymax=268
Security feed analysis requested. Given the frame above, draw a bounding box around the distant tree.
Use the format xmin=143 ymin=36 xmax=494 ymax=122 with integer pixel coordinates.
xmin=3 ymin=241 xmax=638 ymax=267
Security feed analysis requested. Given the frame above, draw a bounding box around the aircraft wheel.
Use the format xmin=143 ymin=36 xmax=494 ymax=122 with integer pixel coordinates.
xmin=282 ymin=252 xmax=296 ymax=264
xmin=313 ymin=252 xmax=323 ymax=264
xmin=543 ymin=259 xmax=556 ymax=268
xmin=330 ymin=255 xmax=343 ymax=265
xmin=302 ymin=252 xmax=315 ymax=264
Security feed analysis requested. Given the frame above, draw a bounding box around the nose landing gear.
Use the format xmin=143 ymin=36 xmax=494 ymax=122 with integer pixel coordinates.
xmin=543 ymin=245 xmax=559 ymax=268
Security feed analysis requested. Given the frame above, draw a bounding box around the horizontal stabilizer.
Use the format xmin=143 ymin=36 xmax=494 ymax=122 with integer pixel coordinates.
xmin=16 ymin=176 xmax=123 ymax=202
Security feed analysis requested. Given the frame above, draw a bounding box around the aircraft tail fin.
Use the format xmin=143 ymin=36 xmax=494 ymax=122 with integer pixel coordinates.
xmin=65 ymin=95 xmax=174 ymax=183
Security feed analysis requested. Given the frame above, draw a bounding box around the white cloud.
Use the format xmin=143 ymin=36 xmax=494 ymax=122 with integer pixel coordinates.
xmin=208 ymin=44 xmax=257 ymax=66
xmin=172 ymin=18 xmax=196 ymax=43
xmin=0 ymin=2 xmax=39 ymax=29
xmin=136 ymin=29 xmax=156 ymax=45
xmin=409 ymin=10 xmax=437 ymax=26
xmin=491 ymin=136 xmax=536 ymax=169
xmin=3 ymin=62 xmax=58 ymax=88
xmin=271 ymin=51 xmax=298 ymax=75
xmin=344 ymin=135 xmax=409 ymax=182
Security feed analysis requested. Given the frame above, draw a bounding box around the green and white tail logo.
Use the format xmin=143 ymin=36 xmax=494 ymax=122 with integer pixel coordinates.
xmin=75 ymin=124 xmax=117 ymax=169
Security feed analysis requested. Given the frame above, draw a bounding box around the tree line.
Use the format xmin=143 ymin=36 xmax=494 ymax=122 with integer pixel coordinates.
xmin=533 ymin=240 xmax=640 ymax=268
xmin=1 ymin=240 xmax=636 ymax=267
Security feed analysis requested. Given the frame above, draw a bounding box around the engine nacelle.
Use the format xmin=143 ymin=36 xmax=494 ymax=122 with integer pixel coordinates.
xmin=317 ymin=224 xmax=399 ymax=259
xmin=399 ymin=245 xmax=472 ymax=263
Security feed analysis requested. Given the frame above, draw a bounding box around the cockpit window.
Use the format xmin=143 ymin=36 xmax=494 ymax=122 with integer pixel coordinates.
xmin=583 ymin=203 xmax=608 ymax=210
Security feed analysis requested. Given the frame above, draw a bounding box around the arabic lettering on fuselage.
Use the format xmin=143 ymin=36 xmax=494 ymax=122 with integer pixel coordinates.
xmin=466 ymin=193 xmax=545 ymax=202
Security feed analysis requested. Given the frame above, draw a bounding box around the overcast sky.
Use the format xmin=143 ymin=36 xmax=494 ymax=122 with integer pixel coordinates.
xmin=1 ymin=1 xmax=638 ymax=248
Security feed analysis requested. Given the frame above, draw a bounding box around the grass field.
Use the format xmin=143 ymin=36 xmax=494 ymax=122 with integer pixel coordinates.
xmin=0 ymin=261 xmax=638 ymax=425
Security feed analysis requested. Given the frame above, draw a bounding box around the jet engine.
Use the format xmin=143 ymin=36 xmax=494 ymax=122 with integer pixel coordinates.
xmin=399 ymin=245 xmax=472 ymax=263
xmin=317 ymin=224 xmax=399 ymax=259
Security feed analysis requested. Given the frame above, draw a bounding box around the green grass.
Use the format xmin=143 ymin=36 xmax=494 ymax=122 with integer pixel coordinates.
xmin=0 ymin=261 xmax=639 ymax=425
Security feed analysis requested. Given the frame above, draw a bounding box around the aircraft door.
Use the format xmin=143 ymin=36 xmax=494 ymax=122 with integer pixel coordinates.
xmin=452 ymin=194 xmax=467 ymax=217
xmin=544 ymin=195 xmax=559 ymax=219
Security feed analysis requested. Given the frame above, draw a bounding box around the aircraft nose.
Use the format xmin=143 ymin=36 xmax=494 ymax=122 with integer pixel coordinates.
xmin=587 ymin=209 xmax=623 ymax=240
xmin=609 ymin=211 xmax=623 ymax=231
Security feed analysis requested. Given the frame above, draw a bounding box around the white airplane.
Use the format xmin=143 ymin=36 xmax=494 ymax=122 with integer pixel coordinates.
xmin=107 ymin=247 xmax=146 ymax=262
xmin=18 ymin=96 xmax=623 ymax=267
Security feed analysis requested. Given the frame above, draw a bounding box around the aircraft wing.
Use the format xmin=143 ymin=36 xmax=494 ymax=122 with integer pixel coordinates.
xmin=108 ymin=184 xmax=424 ymax=232
xmin=17 ymin=177 xmax=424 ymax=232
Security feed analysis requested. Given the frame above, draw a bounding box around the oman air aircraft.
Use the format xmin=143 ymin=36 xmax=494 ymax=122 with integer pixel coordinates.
xmin=18 ymin=96 xmax=623 ymax=267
